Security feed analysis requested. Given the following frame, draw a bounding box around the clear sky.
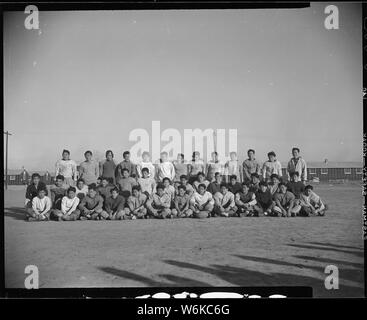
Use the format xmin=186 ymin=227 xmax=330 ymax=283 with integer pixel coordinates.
xmin=3 ymin=3 xmax=362 ymax=171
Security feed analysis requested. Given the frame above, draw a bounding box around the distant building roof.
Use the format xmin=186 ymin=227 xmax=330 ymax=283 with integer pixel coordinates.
xmin=280 ymin=161 xmax=363 ymax=168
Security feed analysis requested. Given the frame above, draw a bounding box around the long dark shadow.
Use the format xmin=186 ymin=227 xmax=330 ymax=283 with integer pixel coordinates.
xmin=287 ymin=243 xmax=364 ymax=258
xmin=307 ymin=241 xmax=363 ymax=251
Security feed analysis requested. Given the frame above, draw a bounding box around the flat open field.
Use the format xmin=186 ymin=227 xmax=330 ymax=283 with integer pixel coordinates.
xmin=4 ymin=183 xmax=364 ymax=297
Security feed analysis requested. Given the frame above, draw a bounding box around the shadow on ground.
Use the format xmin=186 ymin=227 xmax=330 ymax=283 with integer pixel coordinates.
xmin=98 ymin=267 xmax=213 ymax=287
xmin=287 ymin=243 xmax=364 ymax=258
xmin=4 ymin=207 xmax=27 ymax=221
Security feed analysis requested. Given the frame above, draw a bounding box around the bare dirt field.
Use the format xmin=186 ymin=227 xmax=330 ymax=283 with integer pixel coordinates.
xmin=4 ymin=183 xmax=364 ymax=297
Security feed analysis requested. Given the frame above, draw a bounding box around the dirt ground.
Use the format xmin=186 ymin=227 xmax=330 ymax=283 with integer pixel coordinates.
xmin=3 ymin=183 xmax=364 ymax=297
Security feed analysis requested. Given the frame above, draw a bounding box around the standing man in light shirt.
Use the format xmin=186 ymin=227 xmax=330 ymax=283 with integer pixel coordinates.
xmin=55 ymin=149 xmax=77 ymax=187
xmin=262 ymin=151 xmax=282 ymax=182
xmin=157 ymin=152 xmax=175 ymax=182
xmin=242 ymin=149 xmax=261 ymax=183
xmin=78 ymin=150 xmax=100 ymax=186
xmin=287 ymin=147 xmax=307 ymax=184
xmin=136 ymin=151 xmax=156 ymax=179
xmin=99 ymin=150 xmax=117 ymax=185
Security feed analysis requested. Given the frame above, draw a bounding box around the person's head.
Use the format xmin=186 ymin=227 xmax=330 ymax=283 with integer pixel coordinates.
xmin=101 ymin=177 xmax=109 ymax=187
xmin=242 ymin=182 xmax=250 ymax=194
xmin=290 ymin=171 xmax=300 ymax=182
xmin=230 ymin=151 xmax=237 ymax=161
xmin=211 ymin=151 xmax=218 ymax=161
xmin=67 ymin=187 xmax=76 ymax=199
xmin=88 ymin=184 xmax=98 ymax=198
xmin=37 ymin=188 xmax=47 ymax=199
xmin=251 ymin=173 xmax=260 ymax=184
xmin=106 ymin=150 xmax=114 ymax=161
xmin=178 ymin=185 xmax=186 ymax=196
xmin=197 ymin=172 xmax=205 ymax=182
xmin=198 ymin=183 xmax=206 ymax=195
xmin=177 ymin=153 xmax=184 ymax=163
xmin=84 ymin=150 xmax=92 ymax=161
xmin=156 ymin=183 xmax=165 ymax=196
xmin=192 ymin=151 xmax=200 ymax=162
xmin=142 ymin=151 xmax=150 ymax=162
xmin=55 ymin=174 xmax=65 ymax=187
xmin=122 ymin=168 xmax=129 ymax=178
xmin=96 ymin=177 xmax=102 ymax=186
xmin=279 ymin=182 xmax=287 ymax=193
xmin=132 ymin=185 xmax=141 ymax=197
xmin=267 ymin=151 xmax=276 ymax=162
xmin=160 ymin=151 xmax=168 ymax=162
xmin=270 ymin=174 xmax=280 ymax=185
xmin=141 ymin=167 xmax=150 ymax=178
xmin=111 ymin=187 xmax=119 ymax=199
xmin=292 ymin=147 xmax=300 ymax=158
xmin=304 ymin=185 xmax=313 ymax=196
xmin=259 ymin=181 xmax=268 ymax=192
xmin=123 ymin=151 xmax=130 ymax=161
xmin=215 ymin=172 xmax=222 ymax=183
xmin=62 ymin=149 xmax=70 ymax=161
xmin=163 ymin=177 xmax=171 ymax=187
xmin=230 ymin=175 xmax=237 ymax=185
xmin=31 ymin=173 xmax=41 ymax=185
xmin=180 ymin=175 xmax=188 ymax=185
xmin=77 ymin=178 xmax=85 ymax=189
xmin=220 ymin=183 xmax=228 ymax=194
xmin=247 ymin=149 xmax=255 ymax=160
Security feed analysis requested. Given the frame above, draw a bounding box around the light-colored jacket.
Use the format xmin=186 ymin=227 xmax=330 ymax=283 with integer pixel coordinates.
xmin=287 ymin=157 xmax=307 ymax=181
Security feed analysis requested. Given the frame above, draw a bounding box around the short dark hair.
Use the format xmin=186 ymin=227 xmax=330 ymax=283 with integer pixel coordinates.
xmin=111 ymin=187 xmax=119 ymax=193
xmin=251 ymin=173 xmax=260 ymax=179
xmin=279 ymin=182 xmax=287 ymax=188
xmin=141 ymin=167 xmax=149 ymax=174
xmin=215 ymin=172 xmax=221 ymax=177
xmin=88 ymin=183 xmax=97 ymax=191
xmin=101 ymin=176 xmax=109 ymax=182
xmin=267 ymin=151 xmax=276 ymax=157
xmin=62 ymin=149 xmax=70 ymax=155
xmin=97 ymin=176 xmax=103 ymax=181
xmin=56 ymin=174 xmax=65 ymax=181
xmin=84 ymin=150 xmax=92 ymax=156
xmin=292 ymin=147 xmax=300 ymax=153
xmin=132 ymin=185 xmax=141 ymax=192
xmin=242 ymin=182 xmax=251 ymax=188
xmin=31 ymin=173 xmax=41 ymax=179
xmin=106 ymin=150 xmax=114 ymax=158
xmin=123 ymin=151 xmax=130 ymax=157
xmin=178 ymin=185 xmax=186 ymax=191
xmin=121 ymin=168 xmax=129 ymax=173
xmin=37 ymin=188 xmax=47 ymax=194
xmin=198 ymin=183 xmax=207 ymax=190
xmin=220 ymin=183 xmax=228 ymax=189
xmin=162 ymin=177 xmax=171 ymax=183
xmin=156 ymin=183 xmax=165 ymax=191
xmin=305 ymin=185 xmax=314 ymax=191
xmin=180 ymin=174 xmax=188 ymax=180
xmin=290 ymin=171 xmax=299 ymax=178
xmin=230 ymin=175 xmax=237 ymax=180
xmin=77 ymin=178 xmax=85 ymax=184
xmin=247 ymin=149 xmax=255 ymax=154
xmin=67 ymin=187 xmax=76 ymax=193
xmin=270 ymin=174 xmax=279 ymax=180
xmin=197 ymin=171 xmax=205 ymax=177
xmin=259 ymin=181 xmax=268 ymax=187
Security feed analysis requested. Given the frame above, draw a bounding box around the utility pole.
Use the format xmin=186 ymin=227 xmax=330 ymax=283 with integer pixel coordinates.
xmin=3 ymin=131 xmax=12 ymax=190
